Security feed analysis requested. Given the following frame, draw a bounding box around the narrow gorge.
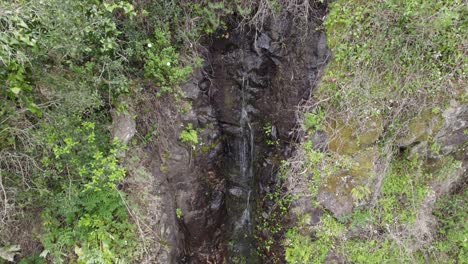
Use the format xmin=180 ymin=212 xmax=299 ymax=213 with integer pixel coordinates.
xmin=132 ymin=7 xmax=330 ymax=262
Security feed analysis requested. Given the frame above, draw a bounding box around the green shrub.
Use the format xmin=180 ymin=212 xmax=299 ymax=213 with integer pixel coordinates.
xmin=303 ymin=110 xmax=324 ymax=130
xmin=431 ymin=190 xmax=468 ymax=262
xmin=179 ymin=123 xmax=198 ymax=147
xmin=39 ymin=118 xmax=136 ymax=263
xmin=144 ymin=30 xmax=192 ymax=97
xmin=285 ymin=214 xmax=345 ymax=264
xmin=284 ymin=230 xmax=319 ymax=264
xmin=255 ymin=183 xmax=291 ymax=260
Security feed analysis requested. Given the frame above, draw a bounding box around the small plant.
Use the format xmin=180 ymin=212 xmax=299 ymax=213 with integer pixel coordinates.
xmin=430 ymin=141 xmax=441 ymax=155
xmin=351 ymin=185 xmax=371 ymax=205
xmin=176 ymin=208 xmax=183 ymax=219
xmin=255 ymin=181 xmax=292 ymax=261
xmin=263 ymin=123 xmax=279 ymax=146
xmin=179 ymin=123 xmax=198 ymax=148
xmin=143 ymin=123 xmax=158 ymax=143
xmin=431 ymin=106 xmax=442 ymax=114
xmin=303 ymin=110 xmax=324 ymax=130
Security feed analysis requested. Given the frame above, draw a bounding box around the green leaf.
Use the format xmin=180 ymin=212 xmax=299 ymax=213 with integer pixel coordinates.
xmin=10 ymin=87 xmax=21 ymax=95
xmin=27 ymin=103 xmax=42 ymax=116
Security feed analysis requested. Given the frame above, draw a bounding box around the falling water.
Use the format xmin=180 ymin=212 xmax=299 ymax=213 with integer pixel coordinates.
xmin=227 ymin=77 xmax=257 ymax=263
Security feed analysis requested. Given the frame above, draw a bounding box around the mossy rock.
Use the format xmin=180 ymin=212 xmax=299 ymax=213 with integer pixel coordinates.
xmin=326 ymin=119 xmax=360 ymax=155
xmin=317 ymin=170 xmax=355 ymax=217
xmin=397 ymin=109 xmax=443 ymax=147
xmin=357 ymin=116 xmax=383 ymax=146
xmin=317 ymin=148 xmax=378 ymax=217
xmin=349 ymin=147 xmax=378 ymax=178
xmin=326 ymin=117 xmax=382 ymax=155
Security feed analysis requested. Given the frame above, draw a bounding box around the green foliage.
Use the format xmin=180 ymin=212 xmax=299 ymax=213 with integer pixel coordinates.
xmin=18 ymin=253 xmax=46 ymax=264
xmin=350 ymin=185 xmax=371 ymax=205
xmin=284 ymin=230 xmax=317 ymax=264
xmin=320 ymin=0 xmax=465 ymax=134
xmin=255 ymin=183 xmax=291 ymax=261
xmin=262 ymin=123 xmax=279 ymax=146
xmin=187 ymin=2 xmax=232 ymax=34
xmin=1 ymin=4 xmax=141 ymax=261
xmin=285 ymin=214 xmax=345 ymax=264
xmin=378 ymin=156 xmax=428 ymax=225
xmin=39 ymin=117 xmax=136 ymax=263
xmin=287 ymin=1 xmax=466 ymax=263
xmin=0 ymin=0 xmax=259 ymax=262
xmin=176 ymin=208 xmax=183 ymax=219
xmin=303 ymin=110 xmax=324 ymax=131
xmin=144 ymin=30 xmax=192 ymax=97
xmin=431 ymin=190 xmax=467 ymax=263
xmin=179 ymin=123 xmax=198 ymax=147
xmin=344 ymin=239 xmax=411 ymax=264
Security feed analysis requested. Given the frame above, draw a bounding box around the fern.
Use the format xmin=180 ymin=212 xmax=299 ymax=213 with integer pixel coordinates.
xmin=40 ymin=118 xmax=136 ymax=263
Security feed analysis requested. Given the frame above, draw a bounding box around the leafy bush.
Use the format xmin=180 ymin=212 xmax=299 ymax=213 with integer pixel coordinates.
xmin=39 ymin=118 xmax=136 ymax=263
xmin=285 ymin=214 xmax=345 ymax=264
xmin=179 ymin=123 xmax=198 ymax=147
xmin=144 ymin=31 xmax=192 ymax=97
xmin=0 ymin=4 xmax=146 ymax=260
xmin=284 ymin=230 xmax=317 ymax=264
xmin=303 ymin=110 xmax=324 ymax=130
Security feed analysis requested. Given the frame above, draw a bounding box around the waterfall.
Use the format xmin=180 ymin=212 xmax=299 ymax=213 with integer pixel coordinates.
xmin=226 ymin=76 xmax=257 ymax=263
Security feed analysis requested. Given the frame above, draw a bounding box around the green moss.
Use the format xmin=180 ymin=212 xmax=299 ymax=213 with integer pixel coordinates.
xmin=326 ymin=117 xmax=383 ymax=155
xmin=326 ymin=119 xmax=360 ymax=155
xmin=285 ymin=214 xmax=345 ymax=264
xmin=349 ymin=147 xmax=378 ymax=178
xmin=358 ymin=116 xmax=383 ymax=146
xmin=397 ymin=109 xmax=444 ymax=146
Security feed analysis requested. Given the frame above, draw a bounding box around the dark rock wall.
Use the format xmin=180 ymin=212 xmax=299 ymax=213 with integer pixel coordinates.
xmin=142 ymin=8 xmax=330 ymax=263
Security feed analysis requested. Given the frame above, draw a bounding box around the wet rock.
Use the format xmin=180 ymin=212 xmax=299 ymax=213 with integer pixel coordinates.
xmin=181 ymin=69 xmax=202 ymax=100
xmin=271 ymin=125 xmax=278 ymax=140
xmin=134 ymin=5 xmax=332 ymax=262
xmin=198 ymin=78 xmax=211 ymax=92
xmin=210 ymin=191 xmax=224 ymax=210
xmin=229 ymin=187 xmax=244 ymax=198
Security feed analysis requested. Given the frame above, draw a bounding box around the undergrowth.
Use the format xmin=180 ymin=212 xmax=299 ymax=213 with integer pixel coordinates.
xmin=0 ymin=0 xmax=234 ymax=262
xmin=284 ymin=0 xmax=466 ymax=263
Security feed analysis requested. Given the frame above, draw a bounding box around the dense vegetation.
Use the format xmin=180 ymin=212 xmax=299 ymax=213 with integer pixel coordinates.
xmin=285 ymin=0 xmax=466 ymax=263
xmin=0 ymin=0 xmax=233 ymax=262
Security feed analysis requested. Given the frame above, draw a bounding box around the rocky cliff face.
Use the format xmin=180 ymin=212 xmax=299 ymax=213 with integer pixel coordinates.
xmin=125 ymin=6 xmax=330 ymax=263
xmin=120 ymin=2 xmax=467 ymax=263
